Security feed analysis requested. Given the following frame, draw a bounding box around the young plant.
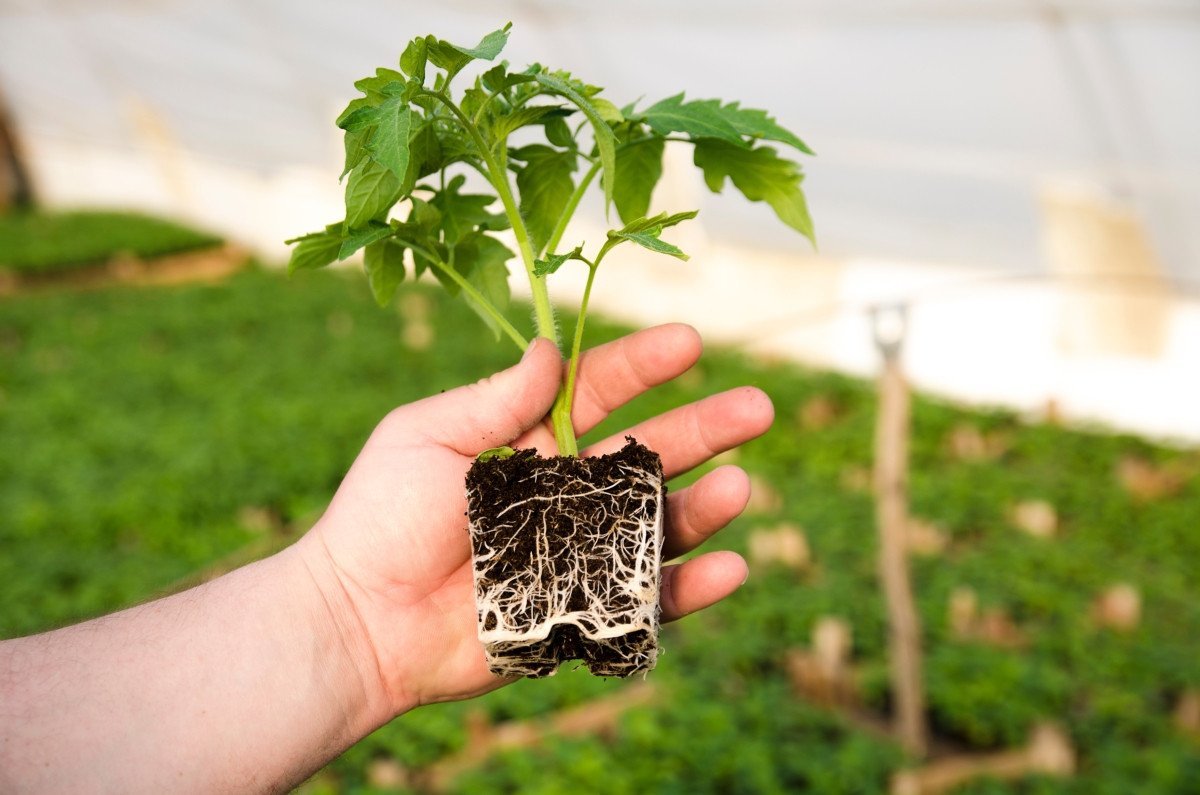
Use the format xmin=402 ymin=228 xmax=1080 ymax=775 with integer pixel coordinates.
xmin=288 ymin=23 xmax=814 ymax=677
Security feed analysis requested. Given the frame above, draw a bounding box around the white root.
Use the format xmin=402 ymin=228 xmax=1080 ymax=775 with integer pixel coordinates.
xmin=466 ymin=453 xmax=665 ymax=678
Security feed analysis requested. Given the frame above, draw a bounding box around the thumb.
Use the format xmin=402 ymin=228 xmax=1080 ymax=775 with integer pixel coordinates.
xmin=393 ymin=337 xmax=562 ymax=455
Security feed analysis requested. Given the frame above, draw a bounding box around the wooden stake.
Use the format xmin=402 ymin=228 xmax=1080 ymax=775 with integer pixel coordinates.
xmin=871 ymin=305 xmax=929 ymax=757
xmin=0 ymin=87 xmax=35 ymax=211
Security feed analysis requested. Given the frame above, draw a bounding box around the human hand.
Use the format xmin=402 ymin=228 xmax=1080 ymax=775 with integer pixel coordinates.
xmin=297 ymin=324 xmax=773 ymax=720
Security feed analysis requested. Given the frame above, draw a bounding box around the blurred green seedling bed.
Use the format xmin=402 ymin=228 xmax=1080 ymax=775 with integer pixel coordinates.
xmin=2 ymin=267 xmax=1198 ymax=793
xmin=0 ymin=209 xmax=222 ymax=274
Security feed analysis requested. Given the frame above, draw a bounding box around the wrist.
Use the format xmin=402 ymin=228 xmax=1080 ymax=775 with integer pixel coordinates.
xmin=284 ymin=535 xmax=413 ymax=730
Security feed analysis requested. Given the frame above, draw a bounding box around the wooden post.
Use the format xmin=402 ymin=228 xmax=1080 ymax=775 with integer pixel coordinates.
xmin=0 ymin=87 xmax=35 ymax=211
xmin=871 ymin=304 xmax=928 ymax=757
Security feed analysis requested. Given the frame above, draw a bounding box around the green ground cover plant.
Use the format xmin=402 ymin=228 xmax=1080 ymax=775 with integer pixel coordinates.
xmin=0 ymin=209 xmax=222 ymax=274
xmin=2 ymin=268 xmax=1198 ymax=792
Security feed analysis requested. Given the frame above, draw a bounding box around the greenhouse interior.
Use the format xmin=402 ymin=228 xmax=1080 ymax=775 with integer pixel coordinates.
xmin=1 ymin=1 xmax=1198 ymax=792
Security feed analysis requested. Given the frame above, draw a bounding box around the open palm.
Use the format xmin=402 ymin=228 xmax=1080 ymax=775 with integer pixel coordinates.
xmin=302 ymin=324 xmax=773 ymax=715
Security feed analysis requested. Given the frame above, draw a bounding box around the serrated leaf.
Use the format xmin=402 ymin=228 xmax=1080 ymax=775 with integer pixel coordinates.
xmin=533 ymin=73 xmax=616 ymax=213
xmin=461 ymin=234 xmax=514 ymax=341
xmin=425 ymin=36 xmax=471 ymax=78
xmin=449 ymin=23 xmax=512 ymax=61
xmin=286 ymin=228 xmax=342 ymax=275
xmin=613 ymin=137 xmax=664 ymax=224
xmin=354 ymin=68 xmax=407 ymax=100
xmin=642 ymin=93 xmax=743 ymax=144
xmin=717 ymin=101 xmax=814 ymax=155
xmin=341 ymin=127 xmax=371 ymax=180
xmin=400 ymin=37 xmax=427 ymax=82
xmin=429 ymin=175 xmax=508 ymax=246
xmin=460 ymin=87 xmax=490 ymax=121
xmin=615 ymin=210 xmax=699 ymax=235
xmin=515 ymin=145 xmax=577 ymax=255
xmin=344 ymin=158 xmax=404 ymax=229
xmin=408 ymin=197 xmax=442 ymax=233
xmin=591 ymin=97 xmax=624 ymax=124
xmin=544 ymin=115 xmax=574 ymax=148
xmin=613 ymin=229 xmax=688 ymax=260
xmin=406 ymin=121 xmax=445 ymax=188
xmin=533 ymin=245 xmax=584 ymax=276
xmin=367 ymin=97 xmax=413 ymax=180
xmin=337 ymin=97 xmax=375 ymax=128
xmin=490 ymin=105 xmax=564 ymax=143
xmin=694 ymin=139 xmax=814 ymax=244
xmin=481 ymin=65 xmax=535 ymax=93
xmin=338 ymin=220 xmax=392 ymax=260
xmin=363 ymin=238 xmax=407 ymax=306
xmin=338 ymin=105 xmax=380 ymax=133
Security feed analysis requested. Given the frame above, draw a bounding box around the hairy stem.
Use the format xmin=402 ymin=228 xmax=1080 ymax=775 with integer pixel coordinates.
xmin=549 ymin=253 xmax=603 ymax=458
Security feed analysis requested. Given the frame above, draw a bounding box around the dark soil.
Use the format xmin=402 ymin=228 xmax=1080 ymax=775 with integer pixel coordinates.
xmin=466 ymin=438 xmax=665 ymax=678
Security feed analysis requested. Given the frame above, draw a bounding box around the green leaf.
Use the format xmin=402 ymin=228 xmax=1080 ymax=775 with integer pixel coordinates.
xmin=533 ymin=245 xmax=584 ymax=276
xmin=613 ymin=137 xmax=664 ymax=224
xmin=716 ymin=101 xmax=814 ymax=155
xmin=489 ymin=105 xmax=564 ymax=144
xmin=406 ymin=121 xmax=446 ymax=188
xmin=336 ymin=97 xmax=375 ymax=128
xmin=341 ymin=127 xmax=371 ymax=180
xmin=481 ymin=65 xmax=534 ymax=93
xmin=337 ymin=220 xmax=392 ymax=260
xmin=693 ymin=140 xmax=814 ymax=243
xmin=338 ymin=105 xmax=381 ymax=133
xmin=431 ymin=175 xmax=509 ymax=245
xmin=353 ymin=68 xmax=407 ymax=100
xmin=367 ymin=97 xmax=413 ymax=180
xmin=591 ymin=98 xmax=624 ymax=124
xmin=425 ymin=37 xmax=471 ymax=79
xmin=605 ymin=210 xmax=698 ymax=261
xmin=285 ymin=227 xmax=342 ymax=275
xmin=399 ymin=37 xmax=427 ymax=82
xmin=477 ymin=446 xmax=516 ymax=462
xmin=363 ymin=238 xmax=407 ymax=306
xmin=426 ymin=23 xmax=511 ymax=83
xmin=642 ymin=93 xmax=742 ymax=144
xmin=544 ymin=115 xmax=574 ymax=148
xmin=533 ymin=73 xmax=617 ymax=212
xmin=613 ymin=229 xmax=688 ymax=260
xmin=616 ymin=210 xmax=699 ymax=235
xmin=458 ymin=233 xmax=514 ymax=340
xmin=449 ymin=23 xmax=512 ymax=61
xmin=344 ymin=158 xmax=404 ymax=229
xmin=514 ymin=145 xmax=577 ymax=255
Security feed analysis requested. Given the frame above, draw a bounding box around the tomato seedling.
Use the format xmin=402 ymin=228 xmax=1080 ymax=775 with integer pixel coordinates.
xmin=288 ymin=23 xmax=813 ymax=677
xmin=287 ymin=22 xmax=813 ymax=457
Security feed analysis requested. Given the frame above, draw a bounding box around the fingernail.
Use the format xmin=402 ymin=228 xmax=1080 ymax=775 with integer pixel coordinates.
xmin=521 ymin=339 xmax=539 ymax=362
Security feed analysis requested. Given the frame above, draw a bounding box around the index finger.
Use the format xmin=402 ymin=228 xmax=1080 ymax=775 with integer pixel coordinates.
xmin=567 ymin=323 xmax=703 ymax=438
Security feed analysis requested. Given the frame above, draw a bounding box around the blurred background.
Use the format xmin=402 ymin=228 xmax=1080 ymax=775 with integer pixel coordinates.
xmin=1 ymin=1 xmax=1198 ymax=793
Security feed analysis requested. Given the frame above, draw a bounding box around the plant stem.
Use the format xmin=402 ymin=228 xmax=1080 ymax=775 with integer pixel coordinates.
xmin=422 ymin=90 xmax=559 ymax=347
xmin=548 ymin=253 xmax=604 ymax=458
xmin=406 ymin=243 xmax=528 ymax=351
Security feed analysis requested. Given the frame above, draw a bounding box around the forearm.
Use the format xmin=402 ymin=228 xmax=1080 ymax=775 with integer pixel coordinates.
xmin=0 ymin=541 xmax=392 ymax=793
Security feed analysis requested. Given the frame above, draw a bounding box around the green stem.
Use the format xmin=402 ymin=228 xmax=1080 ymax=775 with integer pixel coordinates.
xmin=422 ymin=89 xmax=575 ymax=451
xmin=549 ymin=258 xmax=599 ymax=458
xmin=421 ymin=90 xmax=558 ymax=348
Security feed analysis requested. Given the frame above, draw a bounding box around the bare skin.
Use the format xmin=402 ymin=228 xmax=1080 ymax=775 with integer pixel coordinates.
xmin=0 ymin=324 xmax=773 ymax=793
